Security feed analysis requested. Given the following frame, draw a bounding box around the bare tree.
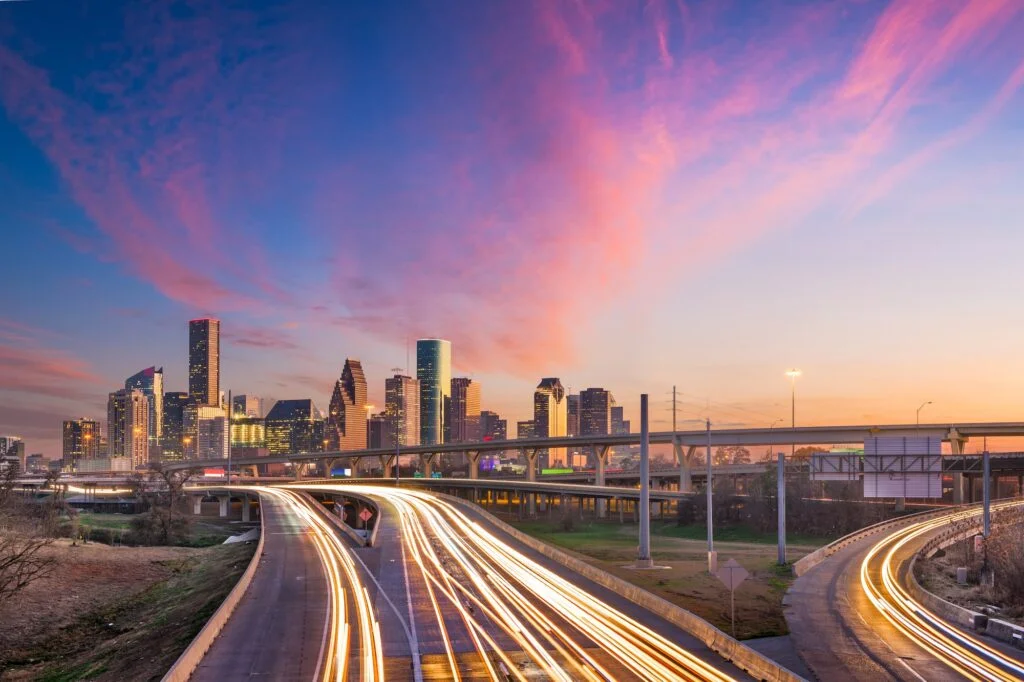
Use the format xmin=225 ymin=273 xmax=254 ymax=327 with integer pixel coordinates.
xmin=0 ymin=467 xmax=56 ymax=605
xmin=130 ymin=464 xmax=199 ymax=545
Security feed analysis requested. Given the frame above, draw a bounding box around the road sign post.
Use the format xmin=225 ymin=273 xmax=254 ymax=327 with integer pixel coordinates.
xmin=714 ymin=558 xmax=749 ymax=638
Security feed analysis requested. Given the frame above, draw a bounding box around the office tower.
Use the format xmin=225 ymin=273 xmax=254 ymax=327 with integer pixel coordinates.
xmin=0 ymin=435 xmax=22 ymax=458
xmin=533 ymin=378 xmax=567 ymax=467
xmin=447 ymin=378 xmax=481 ymax=443
xmin=385 ymin=374 xmax=420 ymax=448
xmin=107 ymin=389 xmax=150 ymax=467
xmin=161 ymin=391 xmax=189 ymax=460
xmin=61 ymin=420 xmax=99 ymax=469
xmin=327 ymin=358 xmax=368 ymax=451
xmin=231 ymin=394 xmax=264 ymax=418
xmin=189 ymin=318 xmax=220 ymax=406
xmin=610 ymin=403 xmax=630 ymax=458
xmin=480 ymin=411 xmax=507 ymax=441
xmin=125 ymin=366 xmax=164 ymax=457
xmin=0 ymin=437 xmax=25 ymax=472
xmin=367 ymin=413 xmax=386 ymax=449
xmin=265 ymin=399 xmax=325 ymax=455
xmin=417 ymin=339 xmax=452 ymax=446
xmin=567 ymin=394 xmax=580 ymax=437
xmin=580 ymin=388 xmax=613 ymax=436
xmin=230 ymin=416 xmax=266 ymax=449
xmin=517 ymin=420 xmax=536 ymax=439
xmin=183 ymin=404 xmax=229 ymax=459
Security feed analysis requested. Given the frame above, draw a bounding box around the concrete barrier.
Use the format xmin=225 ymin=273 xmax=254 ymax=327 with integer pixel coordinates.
xmin=161 ymin=493 xmax=266 ymax=682
xmin=986 ymin=619 xmax=1024 ymax=650
xmin=293 ymin=490 xmax=381 ymax=547
xmin=792 ymin=503 xmax=984 ymax=577
xmin=441 ymin=493 xmax=806 ymax=682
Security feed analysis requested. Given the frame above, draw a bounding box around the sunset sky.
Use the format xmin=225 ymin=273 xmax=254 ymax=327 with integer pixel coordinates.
xmin=2 ymin=0 xmax=1023 ymax=459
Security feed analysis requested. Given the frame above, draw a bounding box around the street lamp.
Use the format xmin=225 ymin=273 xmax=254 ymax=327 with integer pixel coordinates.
xmin=916 ymin=401 xmax=932 ymax=429
xmin=363 ymin=404 xmax=375 ymax=477
xmin=785 ymin=369 xmax=801 ymax=458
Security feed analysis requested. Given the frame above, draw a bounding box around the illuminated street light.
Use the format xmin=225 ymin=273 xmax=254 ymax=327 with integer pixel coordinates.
xmin=785 ymin=369 xmax=801 ymax=458
xmin=916 ymin=400 xmax=932 ymax=429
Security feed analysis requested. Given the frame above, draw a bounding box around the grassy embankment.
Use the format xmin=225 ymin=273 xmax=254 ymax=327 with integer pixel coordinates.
xmin=508 ymin=518 xmax=829 ymax=639
xmin=0 ymin=542 xmax=255 ymax=682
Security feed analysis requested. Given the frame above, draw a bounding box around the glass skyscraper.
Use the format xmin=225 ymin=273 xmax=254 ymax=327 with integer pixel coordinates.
xmin=125 ymin=366 xmax=164 ymax=456
xmin=189 ymin=318 xmax=220 ymax=407
xmin=417 ymin=339 xmax=451 ymax=446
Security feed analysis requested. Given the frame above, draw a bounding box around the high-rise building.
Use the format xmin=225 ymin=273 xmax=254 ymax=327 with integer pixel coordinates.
xmin=61 ymin=420 xmax=99 ymax=470
xmin=534 ymin=378 xmax=567 ymax=467
xmin=384 ymin=374 xmax=420 ymax=449
xmin=480 ymin=411 xmax=507 ymax=441
xmin=567 ymin=394 xmax=580 ymax=437
xmin=327 ymin=359 xmax=368 ymax=451
xmin=230 ymin=416 xmax=265 ymax=449
xmin=184 ymin=404 xmax=229 ymax=460
xmin=417 ymin=339 xmax=452 ymax=446
xmin=447 ymin=378 xmax=481 ymax=443
xmin=580 ymin=388 xmax=613 ymax=436
xmin=125 ymin=366 xmax=164 ymax=457
xmin=265 ymin=399 xmax=325 ymax=456
xmin=107 ymin=389 xmax=149 ymax=468
xmin=0 ymin=439 xmax=25 ymax=473
xmin=517 ymin=420 xmax=536 ymax=439
xmin=611 ymin=405 xmax=628 ymax=434
xmin=161 ymin=391 xmax=189 ymax=461
xmin=0 ymin=435 xmax=23 ymax=458
xmin=367 ymin=413 xmax=386 ymax=449
xmin=188 ymin=318 xmax=220 ymax=406
xmin=231 ymin=394 xmax=264 ymax=418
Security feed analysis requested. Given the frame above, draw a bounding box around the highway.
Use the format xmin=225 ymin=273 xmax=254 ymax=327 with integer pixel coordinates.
xmin=193 ymin=487 xmax=384 ymax=681
xmin=290 ymin=484 xmax=763 ymax=681
xmin=787 ymin=501 xmax=1024 ymax=681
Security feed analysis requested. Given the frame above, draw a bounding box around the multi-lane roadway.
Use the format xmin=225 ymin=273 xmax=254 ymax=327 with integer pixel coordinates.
xmin=787 ymin=500 xmax=1024 ymax=681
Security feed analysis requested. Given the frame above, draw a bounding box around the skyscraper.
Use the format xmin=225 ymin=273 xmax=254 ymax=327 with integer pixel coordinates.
xmin=580 ymin=388 xmax=613 ymax=436
xmin=534 ymin=378 xmax=567 ymax=467
xmin=516 ymin=420 xmax=536 ymax=439
xmin=265 ymin=399 xmax=325 ymax=455
xmin=62 ymin=419 xmax=99 ymax=470
xmin=567 ymin=394 xmax=580 ymax=437
xmin=447 ymin=378 xmax=481 ymax=443
xmin=327 ymin=359 xmax=368 ymax=451
xmin=417 ymin=339 xmax=451 ymax=446
xmin=161 ymin=391 xmax=189 ymax=461
xmin=189 ymin=318 xmax=220 ymax=406
xmin=184 ymin=404 xmax=230 ymax=460
xmin=107 ymin=388 xmax=149 ymax=467
xmin=125 ymin=366 xmax=164 ymax=457
xmin=480 ymin=410 xmax=507 ymax=458
xmin=232 ymin=394 xmax=264 ymax=418
xmin=384 ymin=374 xmax=420 ymax=448
xmin=367 ymin=413 xmax=386 ymax=449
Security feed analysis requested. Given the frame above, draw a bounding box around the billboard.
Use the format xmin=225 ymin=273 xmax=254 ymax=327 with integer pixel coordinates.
xmin=863 ymin=436 xmax=942 ymax=499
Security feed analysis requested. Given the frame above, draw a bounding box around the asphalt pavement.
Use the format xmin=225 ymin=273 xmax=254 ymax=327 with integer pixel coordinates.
xmin=192 ymin=493 xmax=330 ymax=682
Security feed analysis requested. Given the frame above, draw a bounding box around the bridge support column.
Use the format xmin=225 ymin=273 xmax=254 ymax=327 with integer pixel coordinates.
xmin=192 ymin=495 xmax=203 ymax=515
xmin=380 ymin=455 xmax=394 ymax=479
xmin=218 ymin=495 xmax=230 ymax=518
xmin=522 ymin=448 xmax=538 ymax=516
xmin=241 ymin=494 xmax=251 ymax=522
xmin=674 ymin=438 xmax=694 ymax=494
xmin=593 ymin=444 xmax=611 ymax=518
xmin=420 ymin=453 xmax=435 ymax=478
xmin=293 ymin=462 xmax=305 ymax=480
xmin=467 ymin=451 xmax=480 ymax=480
xmin=950 ymin=430 xmax=968 ymax=504
xmin=1017 ymin=474 xmax=1023 ymax=496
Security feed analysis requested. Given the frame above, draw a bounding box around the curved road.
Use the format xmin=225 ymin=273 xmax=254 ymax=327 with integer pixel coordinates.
xmin=786 ymin=502 xmax=1024 ymax=681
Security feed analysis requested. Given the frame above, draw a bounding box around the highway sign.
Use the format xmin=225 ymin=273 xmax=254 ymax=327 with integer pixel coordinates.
xmin=714 ymin=558 xmax=749 ymax=590
xmin=714 ymin=559 xmax=748 ymax=637
xmin=359 ymin=508 xmax=373 ymax=523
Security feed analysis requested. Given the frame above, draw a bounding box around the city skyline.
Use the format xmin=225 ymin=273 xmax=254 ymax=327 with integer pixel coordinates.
xmin=3 ymin=1 xmax=1024 ymax=458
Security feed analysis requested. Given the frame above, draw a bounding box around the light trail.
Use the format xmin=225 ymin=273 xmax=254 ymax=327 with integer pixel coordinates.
xmin=291 ymin=484 xmax=739 ymax=682
xmin=241 ymin=487 xmax=384 ymax=681
xmin=859 ymin=499 xmax=1024 ymax=681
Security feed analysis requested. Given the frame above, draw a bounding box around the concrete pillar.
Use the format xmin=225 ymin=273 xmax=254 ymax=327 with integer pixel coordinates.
xmin=524 ymin=448 xmax=537 ymax=516
xmin=241 ymin=494 xmax=251 ymax=522
xmin=593 ymin=444 xmax=611 ymax=518
xmin=618 ymin=497 xmax=624 ymax=524
xmin=294 ymin=463 xmax=304 ymax=480
xmin=192 ymin=495 xmax=202 ymax=515
xmin=1017 ymin=474 xmax=1023 ymax=497
xmin=421 ymin=453 xmax=434 ymax=478
xmin=950 ymin=434 xmax=967 ymax=504
xmin=218 ymin=495 xmax=229 ymax=518
xmin=379 ymin=455 xmax=393 ymax=479
xmin=468 ymin=451 xmax=480 ymax=480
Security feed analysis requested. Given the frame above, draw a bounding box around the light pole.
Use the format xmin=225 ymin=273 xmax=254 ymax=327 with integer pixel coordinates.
xmin=706 ymin=417 xmax=715 ymax=572
xmin=785 ymin=369 xmax=801 ymax=459
xmin=363 ymin=404 xmax=375 ymax=478
xmin=916 ymin=401 xmax=932 ymax=429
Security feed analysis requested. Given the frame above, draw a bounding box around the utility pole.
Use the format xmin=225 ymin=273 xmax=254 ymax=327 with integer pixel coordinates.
xmin=706 ymin=418 xmax=716 ymax=572
xmin=777 ymin=451 xmax=786 ymax=565
xmin=226 ymin=389 xmax=232 ymax=485
xmin=637 ymin=394 xmax=652 ymax=568
xmin=983 ymin=449 xmax=991 ymax=537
